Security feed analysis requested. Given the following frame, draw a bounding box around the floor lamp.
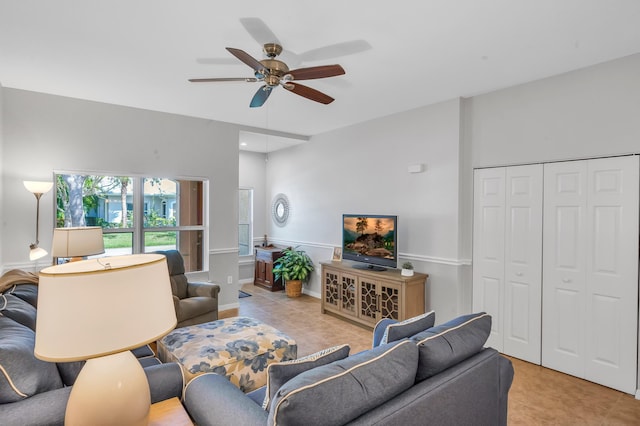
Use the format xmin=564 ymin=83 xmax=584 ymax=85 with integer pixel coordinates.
xmin=35 ymin=254 xmax=177 ymax=426
xmin=23 ymin=180 xmax=53 ymax=261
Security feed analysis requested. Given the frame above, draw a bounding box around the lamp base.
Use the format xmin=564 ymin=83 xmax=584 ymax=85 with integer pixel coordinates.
xmin=65 ymin=351 xmax=150 ymax=426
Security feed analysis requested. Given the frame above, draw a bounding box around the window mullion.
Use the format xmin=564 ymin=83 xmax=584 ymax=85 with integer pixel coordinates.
xmin=133 ymin=177 xmax=144 ymax=253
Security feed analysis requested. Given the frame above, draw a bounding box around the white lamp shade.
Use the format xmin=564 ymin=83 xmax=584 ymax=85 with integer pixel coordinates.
xmin=35 ymin=254 xmax=177 ymax=362
xmin=29 ymin=245 xmax=48 ymax=261
xmin=23 ymin=180 xmax=53 ymax=194
xmin=52 ymin=227 xmax=105 ymax=258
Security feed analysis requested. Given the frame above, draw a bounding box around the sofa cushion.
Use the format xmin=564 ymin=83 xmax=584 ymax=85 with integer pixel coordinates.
xmin=0 ymin=316 xmax=63 ymax=403
xmin=0 ymin=293 xmax=37 ymax=331
xmin=7 ymin=284 xmax=39 ymax=308
xmin=380 ymin=310 xmax=435 ymax=345
xmin=263 ymin=344 xmax=350 ymax=409
xmin=412 ymin=312 xmax=491 ymax=381
xmin=268 ymin=340 xmax=418 ymax=426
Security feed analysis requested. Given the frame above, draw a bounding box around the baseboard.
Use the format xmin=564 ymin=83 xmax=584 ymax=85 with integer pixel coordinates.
xmin=239 ymin=278 xmax=253 ymax=285
xmin=635 ymin=389 xmax=640 ymax=400
xmin=219 ymin=302 xmax=240 ymax=311
xmin=302 ymin=288 xmax=321 ymax=299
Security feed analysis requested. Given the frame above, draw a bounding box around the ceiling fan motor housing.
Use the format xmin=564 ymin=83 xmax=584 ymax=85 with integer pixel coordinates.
xmin=260 ymin=58 xmax=289 ymax=86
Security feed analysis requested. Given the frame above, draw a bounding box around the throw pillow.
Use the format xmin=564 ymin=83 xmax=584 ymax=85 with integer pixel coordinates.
xmin=380 ymin=310 xmax=435 ymax=345
xmin=263 ymin=344 xmax=350 ymax=410
xmin=268 ymin=340 xmax=418 ymax=425
xmin=412 ymin=312 xmax=491 ymax=381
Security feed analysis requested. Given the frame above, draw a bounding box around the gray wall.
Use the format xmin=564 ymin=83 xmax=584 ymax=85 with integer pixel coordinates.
xmin=1 ymin=89 xmax=241 ymax=309
xmin=265 ymin=98 xmax=469 ymax=321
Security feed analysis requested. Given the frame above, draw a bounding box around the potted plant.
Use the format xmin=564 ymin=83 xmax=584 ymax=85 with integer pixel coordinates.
xmin=273 ymin=246 xmax=315 ymax=297
xmin=401 ymin=261 xmax=414 ymax=277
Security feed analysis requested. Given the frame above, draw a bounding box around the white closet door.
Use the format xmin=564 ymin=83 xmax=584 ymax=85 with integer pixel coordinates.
xmin=543 ymin=156 xmax=638 ymax=393
xmin=542 ymin=160 xmax=588 ymax=378
xmin=473 ymin=168 xmax=506 ymax=351
xmin=503 ymin=164 xmax=543 ymax=364
xmin=584 ymin=156 xmax=638 ymax=393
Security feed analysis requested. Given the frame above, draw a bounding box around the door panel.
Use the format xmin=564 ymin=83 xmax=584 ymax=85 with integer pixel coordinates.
xmin=585 ymin=156 xmax=638 ymax=393
xmin=473 ymin=168 xmax=506 ymax=352
xmin=542 ymin=160 xmax=587 ymax=376
xmin=503 ymin=164 xmax=543 ymax=363
xmin=543 ymin=156 xmax=638 ymax=394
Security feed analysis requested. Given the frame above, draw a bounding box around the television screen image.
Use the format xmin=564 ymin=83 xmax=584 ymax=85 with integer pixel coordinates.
xmin=342 ymin=214 xmax=397 ymax=270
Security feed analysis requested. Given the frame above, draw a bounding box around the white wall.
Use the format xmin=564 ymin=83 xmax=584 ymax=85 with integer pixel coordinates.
xmin=239 ymin=150 xmax=267 ymax=281
xmin=0 ymin=83 xmax=4 ymax=268
xmin=468 ymin=53 xmax=640 ymax=168
xmin=1 ymin=89 xmax=241 ymax=308
xmin=265 ymin=98 xmax=469 ymax=320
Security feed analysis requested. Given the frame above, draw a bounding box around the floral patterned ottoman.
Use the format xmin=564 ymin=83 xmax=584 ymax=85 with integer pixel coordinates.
xmin=157 ymin=316 xmax=297 ymax=392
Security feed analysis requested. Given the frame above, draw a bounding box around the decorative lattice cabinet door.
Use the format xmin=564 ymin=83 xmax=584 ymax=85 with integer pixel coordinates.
xmin=323 ymin=268 xmax=340 ymax=311
xmin=340 ymin=272 xmax=358 ymax=317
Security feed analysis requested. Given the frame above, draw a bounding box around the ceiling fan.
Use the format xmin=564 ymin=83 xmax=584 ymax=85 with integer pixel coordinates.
xmin=189 ymin=43 xmax=346 ymax=108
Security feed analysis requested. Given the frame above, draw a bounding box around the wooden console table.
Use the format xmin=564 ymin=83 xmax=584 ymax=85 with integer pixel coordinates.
xmin=254 ymin=246 xmax=284 ymax=291
xmin=321 ymin=261 xmax=428 ymax=328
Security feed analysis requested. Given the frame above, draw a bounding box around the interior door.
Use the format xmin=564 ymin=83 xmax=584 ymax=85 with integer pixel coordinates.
xmin=503 ymin=164 xmax=543 ymax=364
xmin=473 ymin=167 xmax=506 ymax=351
xmin=543 ymin=160 xmax=589 ymax=378
xmin=584 ymin=156 xmax=638 ymax=393
xmin=543 ymin=156 xmax=639 ymax=393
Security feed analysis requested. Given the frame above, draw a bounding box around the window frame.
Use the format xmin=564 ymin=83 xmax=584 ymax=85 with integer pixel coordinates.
xmin=54 ymin=170 xmax=209 ymax=271
xmin=238 ymin=187 xmax=254 ymax=257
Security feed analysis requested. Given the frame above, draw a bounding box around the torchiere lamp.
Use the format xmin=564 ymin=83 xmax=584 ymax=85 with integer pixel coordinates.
xmin=23 ymin=180 xmax=54 ymax=261
xmin=35 ymin=254 xmax=177 ymax=426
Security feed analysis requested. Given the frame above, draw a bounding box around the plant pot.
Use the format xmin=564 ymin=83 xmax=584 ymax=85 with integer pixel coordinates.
xmin=285 ymin=280 xmax=302 ymax=297
xmin=401 ymin=268 xmax=414 ymax=277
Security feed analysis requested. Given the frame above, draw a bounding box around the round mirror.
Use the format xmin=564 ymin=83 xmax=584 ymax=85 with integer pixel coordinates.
xmin=272 ymin=193 xmax=290 ymax=227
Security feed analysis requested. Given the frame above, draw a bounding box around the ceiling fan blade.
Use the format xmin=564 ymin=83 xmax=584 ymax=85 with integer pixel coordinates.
xmin=189 ymin=77 xmax=258 ymax=83
xmin=226 ymin=47 xmax=265 ymax=73
xmin=283 ymin=83 xmax=334 ymax=105
xmin=298 ymin=40 xmax=372 ymax=62
xmin=287 ymin=65 xmax=345 ymax=81
xmin=239 ymin=17 xmax=281 ymax=46
xmin=250 ymin=85 xmax=273 ymax=108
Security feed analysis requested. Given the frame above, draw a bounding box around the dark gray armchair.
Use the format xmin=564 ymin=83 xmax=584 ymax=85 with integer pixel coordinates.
xmin=155 ymin=250 xmax=220 ymax=328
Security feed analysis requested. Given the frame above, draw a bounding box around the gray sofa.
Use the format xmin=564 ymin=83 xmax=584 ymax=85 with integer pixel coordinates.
xmin=0 ymin=276 xmax=185 ymax=426
xmin=184 ymin=311 xmax=514 ymax=426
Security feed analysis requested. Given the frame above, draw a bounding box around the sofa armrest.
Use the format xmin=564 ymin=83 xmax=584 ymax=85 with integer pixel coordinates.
xmin=0 ymin=386 xmax=71 ymax=426
xmin=144 ymin=362 xmax=185 ymax=403
xmin=187 ymin=281 xmax=220 ymax=299
xmin=372 ymin=318 xmax=397 ymax=348
xmin=184 ymin=373 xmax=268 ymax=426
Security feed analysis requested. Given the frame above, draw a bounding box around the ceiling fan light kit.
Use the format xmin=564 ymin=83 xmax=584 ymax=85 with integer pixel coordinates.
xmin=190 ymin=42 xmax=345 ymax=108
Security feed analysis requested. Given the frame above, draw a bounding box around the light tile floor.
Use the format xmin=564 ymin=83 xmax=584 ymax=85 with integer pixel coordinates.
xmin=221 ymin=283 xmax=640 ymax=425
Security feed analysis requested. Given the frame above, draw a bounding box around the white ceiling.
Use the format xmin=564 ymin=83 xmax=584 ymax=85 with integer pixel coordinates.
xmin=1 ymin=0 xmax=640 ymax=142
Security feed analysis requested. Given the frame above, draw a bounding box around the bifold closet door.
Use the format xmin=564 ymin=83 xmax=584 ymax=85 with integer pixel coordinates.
xmin=473 ymin=168 xmax=506 ymax=352
xmin=542 ymin=156 xmax=639 ymax=394
xmin=473 ymin=165 xmax=542 ymax=363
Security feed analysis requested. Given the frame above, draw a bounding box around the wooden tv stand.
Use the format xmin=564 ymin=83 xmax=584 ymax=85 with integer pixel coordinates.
xmin=320 ymin=261 xmax=428 ymax=328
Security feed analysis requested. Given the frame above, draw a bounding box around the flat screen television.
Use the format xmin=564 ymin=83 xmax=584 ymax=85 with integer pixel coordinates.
xmin=342 ymin=214 xmax=398 ymax=271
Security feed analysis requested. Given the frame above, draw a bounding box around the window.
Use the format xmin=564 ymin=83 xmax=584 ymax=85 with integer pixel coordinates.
xmin=238 ymin=188 xmax=253 ymax=256
xmin=55 ymin=173 xmax=206 ymax=272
